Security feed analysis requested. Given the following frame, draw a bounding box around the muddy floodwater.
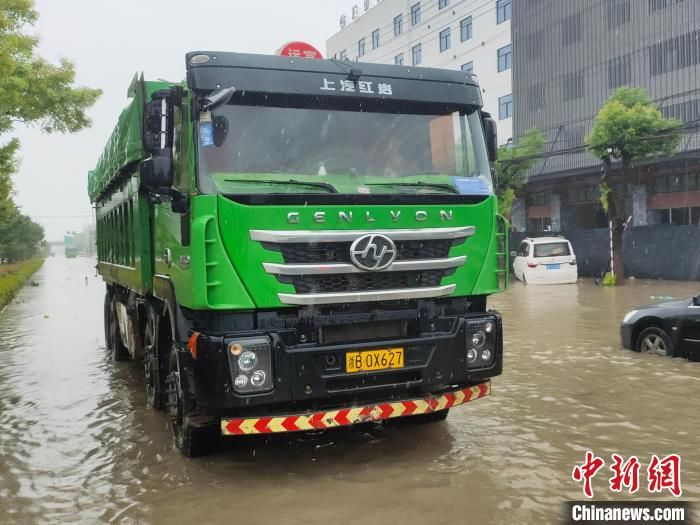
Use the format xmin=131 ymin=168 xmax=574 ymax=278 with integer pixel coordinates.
xmin=1 ymin=257 xmax=698 ymax=524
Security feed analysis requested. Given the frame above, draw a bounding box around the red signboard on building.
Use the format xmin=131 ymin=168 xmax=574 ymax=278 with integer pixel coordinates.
xmin=277 ymin=41 xmax=323 ymax=59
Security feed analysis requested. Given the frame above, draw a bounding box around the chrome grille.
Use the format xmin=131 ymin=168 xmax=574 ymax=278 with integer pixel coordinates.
xmin=278 ymin=270 xmax=448 ymax=294
xmin=251 ymin=226 xmax=475 ymax=305
xmin=269 ymin=239 xmax=456 ymax=264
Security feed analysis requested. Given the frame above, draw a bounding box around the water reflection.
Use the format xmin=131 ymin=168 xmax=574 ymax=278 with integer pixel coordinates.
xmin=0 ymin=258 xmax=698 ymax=524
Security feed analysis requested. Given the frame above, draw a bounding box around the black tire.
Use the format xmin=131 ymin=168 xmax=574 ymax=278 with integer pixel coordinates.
xmin=635 ymin=326 xmax=673 ymax=357
xmin=105 ymin=292 xmax=129 ymax=362
xmin=143 ymin=303 xmax=167 ymax=410
xmin=166 ymin=349 xmax=219 ymax=457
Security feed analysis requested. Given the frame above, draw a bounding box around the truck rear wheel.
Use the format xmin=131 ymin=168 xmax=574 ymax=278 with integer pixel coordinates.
xmin=104 ymin=291 xmax=129 ymax=362
xmin=143 ymin=303 xmax=167 ymax=410
xmin=166 ymin=349 xmax=219 ymax=457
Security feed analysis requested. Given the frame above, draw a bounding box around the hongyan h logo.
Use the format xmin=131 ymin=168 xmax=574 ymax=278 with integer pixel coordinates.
xmin=349 ymin=234 xmax=397 ymax=271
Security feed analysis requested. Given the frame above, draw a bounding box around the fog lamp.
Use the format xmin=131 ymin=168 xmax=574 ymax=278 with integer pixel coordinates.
xmin=481 ymin=349 xmax=492 ymax=362
xmin=250 ymin=370 xmax=267 ymax=387
xmin=472 ymin=330 xmax=486 ymax=348
xmin=467 ymin=348 xmax=478 ymax=364
xmin=234 ymin=374 xmax=248 ymax=388
xmin=484 ymin=321 xmax=494 ymax=334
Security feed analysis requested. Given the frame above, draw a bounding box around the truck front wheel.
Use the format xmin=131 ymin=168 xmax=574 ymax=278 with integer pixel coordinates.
xmin=165 ymin=349 xmax=219 ymax=457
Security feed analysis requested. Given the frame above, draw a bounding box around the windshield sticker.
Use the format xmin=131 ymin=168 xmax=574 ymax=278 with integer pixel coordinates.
xmin=452 ymin=177 xmax=490 ymax=195
xmin=199 ymin=122 xmax=214 ymax=147
xmin=320 ymin=78 xmax=393 ymax=96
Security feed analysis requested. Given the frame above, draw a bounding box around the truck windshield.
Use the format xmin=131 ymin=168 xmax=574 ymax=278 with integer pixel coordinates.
xmin=196 ymin=104 xmax=492 ymax=196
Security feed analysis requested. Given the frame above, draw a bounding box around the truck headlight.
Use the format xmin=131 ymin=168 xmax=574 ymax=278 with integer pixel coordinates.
xmin=237 ymin=351 xmax=257 ymax=372
xmin=227 ymin=337 xmax=273 ymax=394
xmin=622 ymin=310 xmax=638 ymax=324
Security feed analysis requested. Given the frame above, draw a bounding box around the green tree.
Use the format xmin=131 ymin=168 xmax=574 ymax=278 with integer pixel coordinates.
xmin=0 ymin=0 xmax=102 ymax=221
xmin=0 ymin=206 xmax=44 ymax=262
xmin=494 ymin=128 xmax=546 ymax=218
xmin=586 ymin=87 xmax=682 ymax=283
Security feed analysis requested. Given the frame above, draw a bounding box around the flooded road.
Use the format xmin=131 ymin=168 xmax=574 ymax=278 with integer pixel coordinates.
xmin=1 ymin=257 xmax=698 ymax=524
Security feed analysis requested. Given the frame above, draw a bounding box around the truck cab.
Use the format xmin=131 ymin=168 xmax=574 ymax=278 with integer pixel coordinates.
xmin=90 ymin=51 xmax=507 ymax=456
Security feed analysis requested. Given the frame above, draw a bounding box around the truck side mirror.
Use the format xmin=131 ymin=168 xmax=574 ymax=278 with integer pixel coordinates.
xmin=482 ymin=114 xmax=498 ymax=163
xmin=140 ymin=156 xmax=174 ymax=191
xmin=141 ymin=87 xmax=181 ymax=193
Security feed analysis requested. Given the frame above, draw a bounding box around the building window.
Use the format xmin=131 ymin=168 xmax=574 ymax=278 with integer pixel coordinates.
xmin=496 ymin=0 xmax=512 ymax=24
xmin=662 ymin=99 xmax=700 ymax=123
xmin=498 ymin=94 xmax=513 ymax=120
xmin=364 ymin=0 xmax=370 ymax=11
xmin=606 ymin=0 xmax=630 ymax=29
xmin=439 ymin=28 xmax=451 ymax=52
xmin=563 ymin=71 xmax=584 ymax=101
xmin=394 ymin=14 xmax=403 ymax=36
xmin=460 ymin=16 xmax=472 ymax=41
xmin=528 ymin=82 xmax=546 ymax=111
xmin=372 ymin=29 xmax=380 ymax=49
xmin=607 ymin=54 xmax=631 ymax=88
xmin=358 ymin=38 xmax=366 ymax=58
xmin=352 ymin=5 xmax=359 ymax=19
xmin=528 ymin=192 xmax=550 ymax=207
xmin=648 ymin=28 xmax=700 ymax=77
xmin=649 ymin=207 xmax=699 ymax=226
xmin=654 ymin=174 xmax=698 ymax=193
xmin=411 ymin=2 xmax=421 ymax=25
xmin=649 ymin=0 xmax=686 ymax=12
xmin=567 ymin=185 xmax=599 ymax=203
xmin=562 ymin=13 xmax=582 ymax=46
xmin=497 ymin=44 xmax=512 ymax=72
xmin=395 ymin=53 xmax=404 ymax=65
xmin=339 ymin=50 xmax=347 ymax=60
xmin=528 ymin=217 xmax=552 ymax=233
xmin=412 ymin=43 xmax=422 ymax=65
xmin=439 ymin=0 xmax=449 ymax=9
xmin=461 ymin=61 xmax=474 ymax=73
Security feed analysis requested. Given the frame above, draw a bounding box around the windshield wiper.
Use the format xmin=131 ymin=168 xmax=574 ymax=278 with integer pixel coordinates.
xmin=366 ymin=182 xmax=458 ymax=194
xmin=223 ymin=179 xmax=338 ymax=193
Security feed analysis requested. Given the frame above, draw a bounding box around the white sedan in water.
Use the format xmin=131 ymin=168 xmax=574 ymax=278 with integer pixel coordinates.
xmin=511 ymin=237 xmax=578 ymax=285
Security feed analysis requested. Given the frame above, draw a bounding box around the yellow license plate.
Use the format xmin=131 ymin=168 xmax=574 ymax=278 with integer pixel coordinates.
xmin=346 ymin=348 xmax=404 ymax=373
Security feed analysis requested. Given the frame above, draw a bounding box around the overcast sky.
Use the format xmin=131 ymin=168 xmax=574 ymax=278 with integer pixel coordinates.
xmin=13 ymin=0 xmax=357 ymax=240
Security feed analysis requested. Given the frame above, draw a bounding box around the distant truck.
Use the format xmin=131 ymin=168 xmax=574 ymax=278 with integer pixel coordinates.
xmin=89 ymin=50 xmax=507 ymax=456
xmin=64 ymin=233 xmax=78 ymax=258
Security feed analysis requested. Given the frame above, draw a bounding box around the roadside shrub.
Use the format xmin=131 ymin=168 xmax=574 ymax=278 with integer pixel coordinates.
xmin=0 ymin=259 xmax=44 ymax=310
xmin=602 ymin=272 xmax=617 ymax=287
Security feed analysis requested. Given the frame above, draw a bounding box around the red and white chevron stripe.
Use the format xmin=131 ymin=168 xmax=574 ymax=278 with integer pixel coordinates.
xmin=221 ymin=381 xmax=490 ymax=436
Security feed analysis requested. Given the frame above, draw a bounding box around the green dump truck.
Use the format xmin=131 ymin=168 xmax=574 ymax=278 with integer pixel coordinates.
xmin=64 ymin=232 xmax=78 ymax=258
xmin=90 ymin=51 xmax=507 ymax=456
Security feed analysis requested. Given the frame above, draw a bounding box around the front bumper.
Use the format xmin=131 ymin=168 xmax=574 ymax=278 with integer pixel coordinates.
xmin=190 ymin=311 xmax=502 ymax=414
xmin=221 ymin=381 xmax=490 ymax=435
xmin=620 ymin=324 xmax=633 ymax=349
